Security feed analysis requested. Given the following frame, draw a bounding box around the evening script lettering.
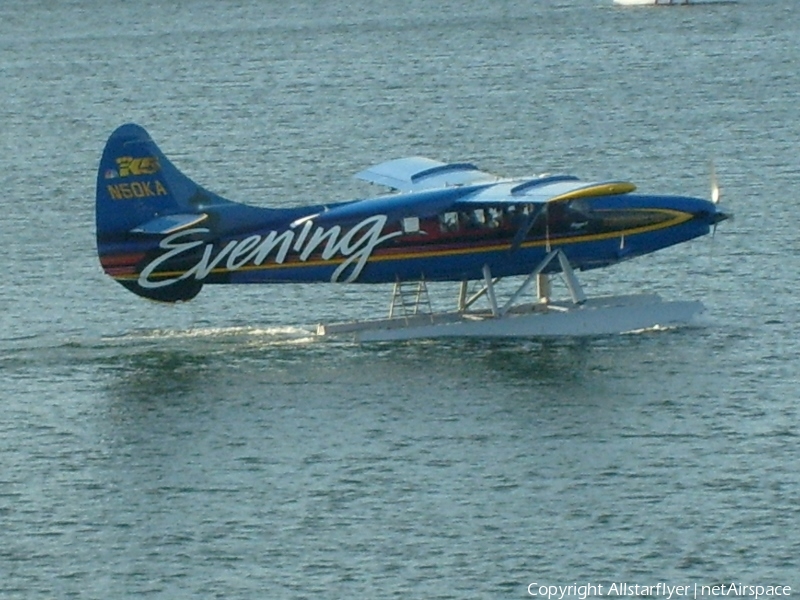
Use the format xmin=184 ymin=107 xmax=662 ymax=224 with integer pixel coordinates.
xmin=138 ymin=214 xmax=401 ymax=288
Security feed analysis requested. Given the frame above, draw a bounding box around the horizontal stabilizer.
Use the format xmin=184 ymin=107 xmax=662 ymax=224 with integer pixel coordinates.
xmin=355 ymin=156 xmax=498 ymax=192
xmin=131 ymin=213 xmax=208 ymax=235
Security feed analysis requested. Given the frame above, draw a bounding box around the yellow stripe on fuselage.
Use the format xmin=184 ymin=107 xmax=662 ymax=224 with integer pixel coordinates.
xmin=117 ymin=208 xmax=692 ymax=282
xmin=361 ymin=208 xmax=691 ymax=263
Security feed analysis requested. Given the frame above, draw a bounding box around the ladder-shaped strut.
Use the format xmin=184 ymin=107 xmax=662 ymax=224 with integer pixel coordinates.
xmin=389 ymin=278 xmax=433 ymax=321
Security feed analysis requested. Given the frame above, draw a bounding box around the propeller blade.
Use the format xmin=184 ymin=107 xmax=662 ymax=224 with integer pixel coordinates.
xmin=710 ymin=160 xmax=721 ymax=204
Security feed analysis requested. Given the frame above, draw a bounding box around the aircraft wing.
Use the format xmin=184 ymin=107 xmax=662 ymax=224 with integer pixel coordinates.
xmin=356 ymin=157 xmax=635 ymax=202
xmin=355 ymin=156 xmax=499 ymax=192
xmin=457 ymin=176 xmax=637 ymax=206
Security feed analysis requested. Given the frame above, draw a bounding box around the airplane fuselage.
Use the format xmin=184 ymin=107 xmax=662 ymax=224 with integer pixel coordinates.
xmin=95 ymin=124 xmax=726 ymax=303
xmin=100 ymin=186 xmax=717 ymax=295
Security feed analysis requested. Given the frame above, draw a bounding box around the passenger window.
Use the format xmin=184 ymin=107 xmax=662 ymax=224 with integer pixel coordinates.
xmin=440 ymin=212 xmax=459 ymax=232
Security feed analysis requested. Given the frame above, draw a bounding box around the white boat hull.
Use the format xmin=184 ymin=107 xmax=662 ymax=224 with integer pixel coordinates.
xmin=317 ymin=294 xmax=704 ymax=342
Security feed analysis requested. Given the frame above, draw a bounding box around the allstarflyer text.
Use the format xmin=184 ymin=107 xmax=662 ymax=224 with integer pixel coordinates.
xmin=527 ymin=582 xmax=792 ymax=600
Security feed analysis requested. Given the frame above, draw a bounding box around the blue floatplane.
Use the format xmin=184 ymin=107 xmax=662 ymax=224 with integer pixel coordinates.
xmin=96 ymin=124 xmax=729 ymax=341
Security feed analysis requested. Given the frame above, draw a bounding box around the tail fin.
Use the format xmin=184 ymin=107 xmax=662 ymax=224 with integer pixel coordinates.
xmin=96 ymin=124 xmax=217 ymax=302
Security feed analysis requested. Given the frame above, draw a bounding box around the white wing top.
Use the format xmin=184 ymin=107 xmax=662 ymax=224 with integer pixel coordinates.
xmin=355 ymin=156 xmax=635 ymax=204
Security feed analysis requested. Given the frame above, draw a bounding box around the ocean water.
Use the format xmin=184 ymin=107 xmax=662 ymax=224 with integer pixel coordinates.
xmin=1 ymin=0 xmax=798 ymax=597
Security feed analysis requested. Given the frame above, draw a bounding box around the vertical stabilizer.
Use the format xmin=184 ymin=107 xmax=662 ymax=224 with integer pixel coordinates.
xmin=95 ymin=124 xmax=215 ymax=301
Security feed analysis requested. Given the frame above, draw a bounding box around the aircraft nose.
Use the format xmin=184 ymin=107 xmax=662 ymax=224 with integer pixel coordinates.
xmin=711 ymin=207 xmax=731 ymax=224
xmin=694 ymin=199 xmax=731 ymax=226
